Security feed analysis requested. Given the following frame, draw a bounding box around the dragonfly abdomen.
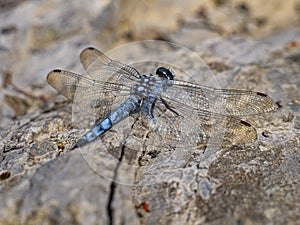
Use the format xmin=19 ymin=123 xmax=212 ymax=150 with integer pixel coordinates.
xmin=75 ymin=120 xmax=110 ymax=147
xmin=75 ymin=95 xmax=141 ymax=148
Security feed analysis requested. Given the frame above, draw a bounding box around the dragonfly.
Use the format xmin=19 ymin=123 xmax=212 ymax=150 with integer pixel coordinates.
xmin=47 ymin=47 xmax=277 ymax=149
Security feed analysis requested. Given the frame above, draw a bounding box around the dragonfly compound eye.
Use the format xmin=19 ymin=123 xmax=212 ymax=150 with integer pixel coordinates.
xmin=156 ymin=67 xmax=175 ymax=80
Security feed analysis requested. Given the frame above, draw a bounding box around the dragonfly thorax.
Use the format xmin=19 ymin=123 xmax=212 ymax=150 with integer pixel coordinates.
xmin=130 ymin=74 xmax=173 ymax=97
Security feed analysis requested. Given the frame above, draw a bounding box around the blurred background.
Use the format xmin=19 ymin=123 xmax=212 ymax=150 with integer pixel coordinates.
xmin=0 ymin=0 xmax=300 ymax=127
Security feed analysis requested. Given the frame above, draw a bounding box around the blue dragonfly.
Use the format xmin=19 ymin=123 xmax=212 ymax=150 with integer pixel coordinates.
xmin=47 ymin=47 xmax=277 ymax=149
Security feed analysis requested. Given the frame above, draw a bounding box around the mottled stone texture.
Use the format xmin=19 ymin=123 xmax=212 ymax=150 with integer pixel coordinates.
xmin=1 ymin=1 xmax=299 ymax=225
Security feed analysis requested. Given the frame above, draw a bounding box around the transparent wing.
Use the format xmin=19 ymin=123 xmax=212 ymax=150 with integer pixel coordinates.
xmin=195 ymin=110 xmax=257 ymax=145
xmin=80 ymin=47 xmax=141 ymax=83
xmin=47 ymin=69 xmax=132 ymax=118
xmin=153 ymin=87 xmax=258 ymax=147
xmin=168 ymin=81 xmax=277 ymax=116
xmin=47 ymin=48 xmax=143 ymax=121
xmin=150 ymin=96 xmax=205 ymax=148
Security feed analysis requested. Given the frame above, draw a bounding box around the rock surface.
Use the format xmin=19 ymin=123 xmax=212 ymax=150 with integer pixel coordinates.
xmin=1 ymin=1 xmax=299 ymax=225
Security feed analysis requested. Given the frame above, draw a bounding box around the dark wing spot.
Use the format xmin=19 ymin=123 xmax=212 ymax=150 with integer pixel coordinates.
xmin=240 ymin=120 xmax=252 ymax=127
xmin=257 ymin=92 xmax=267 ymax=97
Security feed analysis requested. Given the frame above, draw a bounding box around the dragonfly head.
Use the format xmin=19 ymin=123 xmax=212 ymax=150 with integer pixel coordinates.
xmin=156 ymin=67 xmax=175 ymax=80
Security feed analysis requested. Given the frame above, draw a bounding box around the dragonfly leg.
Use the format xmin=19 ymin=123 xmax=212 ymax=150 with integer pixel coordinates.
xmin=160 ymin=97 xmax=180 ymax=116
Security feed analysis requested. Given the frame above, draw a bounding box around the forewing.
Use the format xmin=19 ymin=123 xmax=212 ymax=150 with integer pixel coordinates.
xmin=80 ymin=47 xmax=141 ymax=83
xmin=170 ymin=81 xmax=277 ymax=116
xmin=47 ymin=69 xmax=131 ymax=119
